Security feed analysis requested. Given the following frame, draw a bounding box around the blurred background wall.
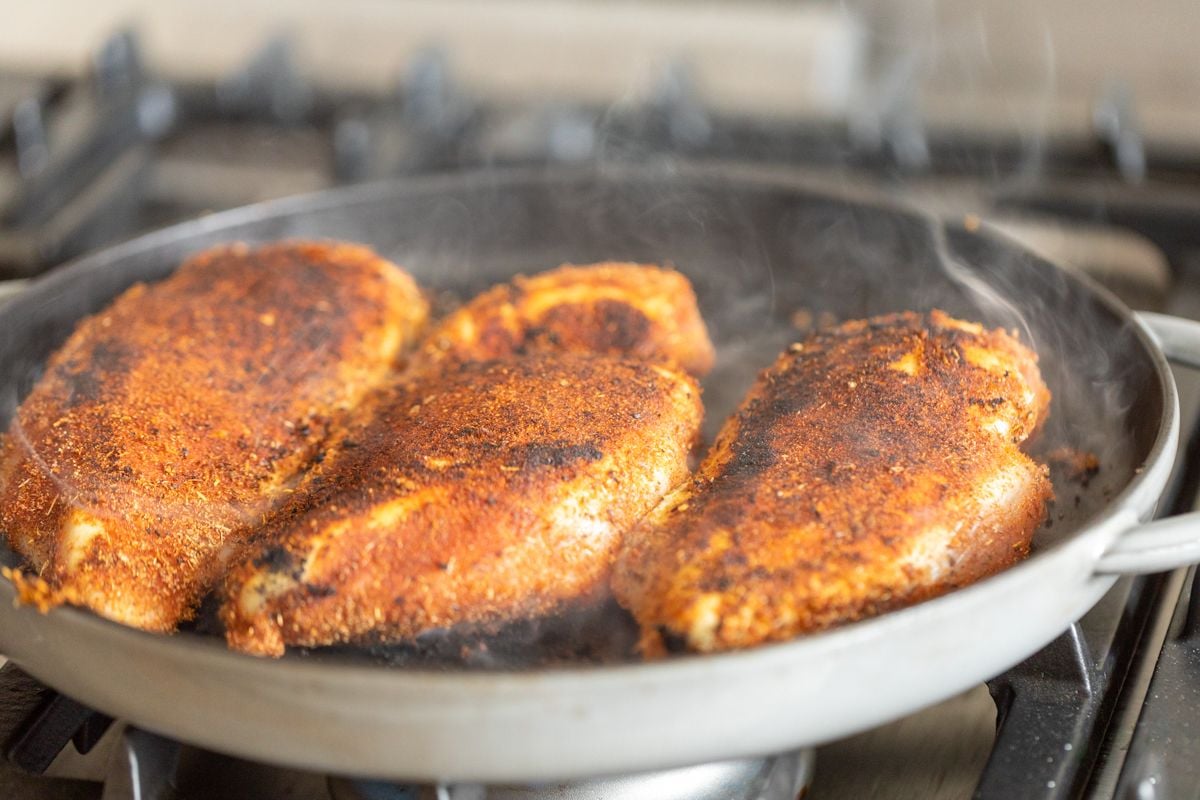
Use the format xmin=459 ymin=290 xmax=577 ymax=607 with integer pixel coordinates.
xmin=1 ymin=0 xmax=1197 ymax=148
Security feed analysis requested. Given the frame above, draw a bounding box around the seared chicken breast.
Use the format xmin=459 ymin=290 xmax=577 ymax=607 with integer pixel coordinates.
xmin=0 ymin=242 xmax=428 ymax=631
xmin=415 ymin=263 xmax=715 ymax=377
xmin=612 ymin=310 xmax=1052 ymax=656
xmin=222 ymin=354 xmax=702 ymax=657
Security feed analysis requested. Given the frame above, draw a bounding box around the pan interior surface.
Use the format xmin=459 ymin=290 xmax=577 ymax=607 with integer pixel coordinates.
xmin=0 ymin=166 xmax=1165 ymax=671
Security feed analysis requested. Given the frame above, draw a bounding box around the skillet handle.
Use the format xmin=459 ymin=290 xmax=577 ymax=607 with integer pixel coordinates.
xmin=1094 ymin=312 xmax=1200 ymax=575
xmin=1096 ymin=513 xmax=1200 ymax=575
xmin=1136 ymin=311 xmax=1200 ymax=369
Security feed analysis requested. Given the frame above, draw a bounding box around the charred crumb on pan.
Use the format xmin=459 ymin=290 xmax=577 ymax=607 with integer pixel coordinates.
xmin=789 ymin=309 xmax=840 ymax=333
xmin=1045 ymin=446 xmax=1101 ymax=487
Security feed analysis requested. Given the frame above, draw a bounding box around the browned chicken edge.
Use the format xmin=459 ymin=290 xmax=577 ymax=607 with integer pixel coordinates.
xmin=0 ymin=240 xmax=429 ymax=631
xmin=220 ymin=354 xmax=703 ymax=657
xmin=612 ymin=309 xmax=1053 ymax=657
xmin=414 ymin=262 xmax=715 ymax=378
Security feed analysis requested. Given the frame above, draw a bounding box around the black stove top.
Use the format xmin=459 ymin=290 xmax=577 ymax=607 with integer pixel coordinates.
xmin=3 ymin=29 xmax=1200 ymax=800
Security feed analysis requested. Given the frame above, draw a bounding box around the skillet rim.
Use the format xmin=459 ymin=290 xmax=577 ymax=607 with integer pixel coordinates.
xmin=0 ymin=161 xmax=1176 ymax=679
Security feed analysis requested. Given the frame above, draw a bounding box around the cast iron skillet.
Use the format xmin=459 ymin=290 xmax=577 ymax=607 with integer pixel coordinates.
xmin=1 ymin=164 xmax=1199 ymax=782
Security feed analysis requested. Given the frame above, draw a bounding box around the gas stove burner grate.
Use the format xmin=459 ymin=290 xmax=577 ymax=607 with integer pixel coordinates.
xmin=327 ymin=751 xmax=814 ymax=800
